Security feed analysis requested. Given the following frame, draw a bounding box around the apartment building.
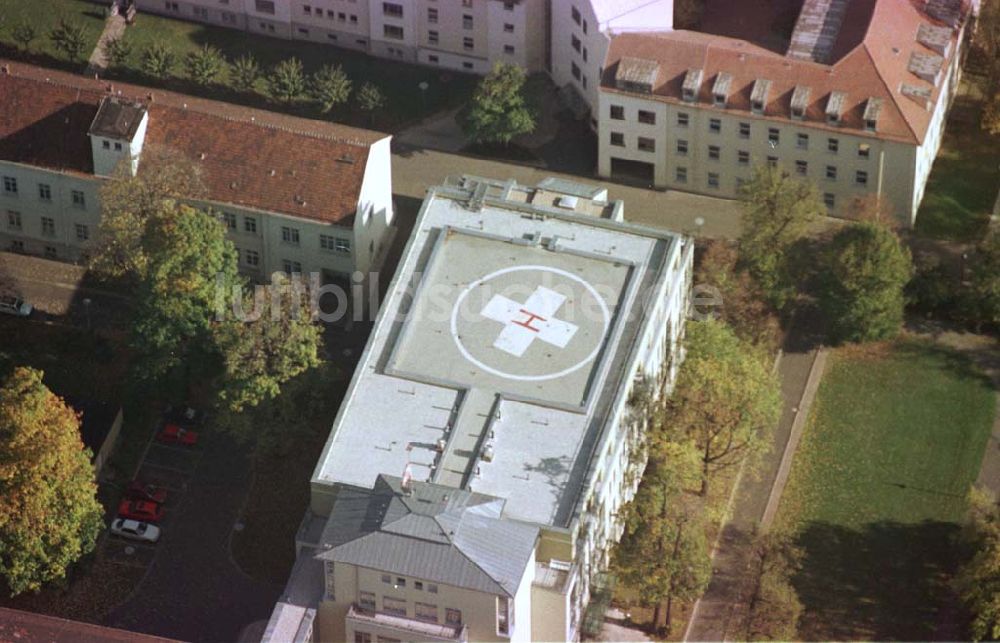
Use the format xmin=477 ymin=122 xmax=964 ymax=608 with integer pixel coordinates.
xmin=597 ymin=0 xmax=969 ymax=226
xmin=263 ymin=175 xmax=694 ymax=642
xmin=0 ymin=61 xmax=394 ymax=285
xmin=136 ymin=0 xmax=548 ymax=74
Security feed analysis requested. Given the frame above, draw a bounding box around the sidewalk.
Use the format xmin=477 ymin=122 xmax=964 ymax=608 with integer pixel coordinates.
xmin=86 ymin=9 xmax=126 ymax=75
xmin=684 ymin=322 xmax=825 ymax=641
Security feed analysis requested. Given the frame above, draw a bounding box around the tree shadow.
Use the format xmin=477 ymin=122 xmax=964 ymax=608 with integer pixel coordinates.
xmin=792 ymin=520 xmax=970 ymax=641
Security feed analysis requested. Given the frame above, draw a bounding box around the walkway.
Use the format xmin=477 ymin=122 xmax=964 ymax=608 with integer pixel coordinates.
xmin=86 ymin=8 xmax=126 ymax=75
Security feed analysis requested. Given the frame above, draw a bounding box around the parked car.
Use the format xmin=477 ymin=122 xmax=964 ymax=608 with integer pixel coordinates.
xmin=157 ymin=423 xmax=199 ymax=446
xmin=110 ymin=518 xmax=160 ymax=543
xmin=126 ymin=480 xmax=168 ymax=504
xmin=117 ymin=499 xmax=165 ymax=523
xmin=0 ymin=295 xmax=32 ymax=317
xmin=163 ymin=404 xmax=204 ymax=427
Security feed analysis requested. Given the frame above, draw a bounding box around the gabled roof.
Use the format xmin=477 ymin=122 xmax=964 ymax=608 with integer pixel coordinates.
xmin=317 ymin=476 xmax=537 ymax=597
xmin=0 ymin=607 xmax=177 ymax=642
xmin=0 ymin=60 xmax=388 ymax=226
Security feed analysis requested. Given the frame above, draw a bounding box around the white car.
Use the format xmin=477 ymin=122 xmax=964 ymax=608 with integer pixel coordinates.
xmin=110 ymin=518 xmax=160 ymax=543
xmin=0 ymin=295 xmax=31 ymax=317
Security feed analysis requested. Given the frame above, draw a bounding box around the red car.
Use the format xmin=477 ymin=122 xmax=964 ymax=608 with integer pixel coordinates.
xmin=117 ymin=499 xmax=164 ymax=523
xmin=157 ymin=423 xmax=199 ymax=446
xmin=126 ymin=481 xmax=168 ymax=504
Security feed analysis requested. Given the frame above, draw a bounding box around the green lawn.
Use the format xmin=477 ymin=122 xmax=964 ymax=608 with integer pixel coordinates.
xmin=776 ymin=340 xmax=996 ymax=640
xmin=915 ymin=116 xmax=1000 ymax=242
xmin=0 ymin=0 xmax=104 ymax=69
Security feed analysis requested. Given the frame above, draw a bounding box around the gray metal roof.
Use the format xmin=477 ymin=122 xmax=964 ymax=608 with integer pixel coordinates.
xmin=89 ymin=96 xmax=146 ymax=140
xmin=318 ymin=476 xmax=537 ymax=597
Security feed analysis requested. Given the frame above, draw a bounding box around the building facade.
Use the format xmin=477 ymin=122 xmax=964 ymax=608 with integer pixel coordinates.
xmin=263 ymin=175 xmax=694 ymax=641
xmin=596 ymin=0 xmax=969 ymax=225
xmin=0 ymin=62 xmax=394 ymax=284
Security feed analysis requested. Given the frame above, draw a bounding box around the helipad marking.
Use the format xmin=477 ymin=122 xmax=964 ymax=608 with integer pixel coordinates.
xmin=480 ymin=286 xmax=579 ymax=357
xmin=450 ymin=265 xmax=610 ymax=382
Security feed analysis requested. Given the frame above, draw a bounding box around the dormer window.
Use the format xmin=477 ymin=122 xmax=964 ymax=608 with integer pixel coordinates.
xmin=712 ymin=72 xmax=732 ymax=108
xmin=826 ymin=91 xmax=847 ymax=125
xmin=614 ymin=57 xmax=659 ymax=95
xmin=751 ymin=78 xmax=771 ymax=115
xmin=863 ymin=97 xmax=882 ymax=132
xmin=790 ymin=85 xmax=811 ymax=121
xmin=682 ymin=68 xmax=703 ymax=103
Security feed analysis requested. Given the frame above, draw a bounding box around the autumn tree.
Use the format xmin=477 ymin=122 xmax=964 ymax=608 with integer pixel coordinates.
xmin=962 ymin=228 xmax=1000 ymax=330
xmin=185 ymin=44 xmax=226 ymax=87
xmin=357 ymin=82 xmax=386 ymax=126
xmin=820 ymin=221 xmax=912 ymax=343
xmin=311 ymin=64 xmax=352 ymax=113
xmin=230 ymin=54 xmax=261 ymax=93
xmin=462 ymin=62 xmax=536 ymax=147
xmin=0 ymin=367 xmax=103 ymax=595
xmin=738 ymin=164 xmax=823 ymax=310
xmin=663 ymin=319 xmax=781 ymax=496
xmin=956 ymin=489 xmax=1000 ymax=642
xmin=49 ymin=19 xmax=89 ymax=64
xmin=739 ymin=531 xmax=804 ymax=641
xmin=268 ymin=58 xmax=307 ymax=104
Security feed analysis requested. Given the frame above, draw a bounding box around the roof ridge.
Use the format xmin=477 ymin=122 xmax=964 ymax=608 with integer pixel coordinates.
xmin=441 ymin=514 xmax=513 ymax=596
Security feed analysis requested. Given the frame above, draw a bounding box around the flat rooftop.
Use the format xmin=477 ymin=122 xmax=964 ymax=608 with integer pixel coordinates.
xmin=313 ymin=176 xmax=683 ymax=527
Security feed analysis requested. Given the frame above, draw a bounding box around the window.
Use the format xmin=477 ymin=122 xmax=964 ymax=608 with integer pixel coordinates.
xmin=767 ymin=128 xmax=780 ymax=145
xmin=827 ymin=138 xmax=839 ymax=153
xmin=282 ymin=259 xmax=303 ymax=274
xmin=503 ymin=45 xmax=515 ymax=54
xmin=826 ymin=165 xmax=838 ymax=180
xmin=638 ymin=110 xmax=656 ymax=124
xmin=38 ymin=183 xmax=51 ymax=201
xmin=383 ymin=597 xmax=406 ymax=617
xmin=795 ymin=160 xmax=808 ymax=175
xmin=708 ymin=118 xmax=721 ymax=134
xmin=7 ymin=210 xmax=21 ymax=230
xmin=571 ymin=34 xmax=581 ymax=52
xmin=114 ymin=142 xmax=123 ymax=151
xmin=855 ymin=170 xmax=868 ymax=186
xmin=382 ymin=2 xmax=403 ymax=18
xmin=707 ymin=172 xmax=720 ymax=189
xmin=571 ymin=5 xmax=581 ymax=24
xmin=504 ymin=23 xmax=514 ymax=33
xmin=10 ymin=240 xmax=24 ymax=252
xmin=675 ymin=167 xmax=687 ymax=183
xmin=463 ymin=37 xmax=474 ymax=50
xmin=676 ymin=139 xmax=688 ymax=155
xmin=677 ymin=112 xmax=689 ymax=127
xmin=610 ymin=105 xmax=624 ymax=120
xmin=254 ymin=0 xmax=275 ymax=14
xmin=75 ymin=224 xmax=89 ymax=241
xmin=381 ymin=574 xmax=392 ymax=584
xmin=427 ymin=7 xmax=437 ymax=22
xmin=415 ymin=602 xmax=438 ymax=623
xmin=3 ymin=176 xmax=17 ymax=195
xmin=738 ymin=122 xmax=750 ymax=139
xmin=359 ymin=591 xmax=376 ymax=610
xmin=71 ymin=190 xmax=86 ymax=209
xmin=102 ymin=140 xmax=111 ymax=150
xmin=708 ymin=145 xmax=720 ymax=160
xmin=384 ymin=24 xmax=404 ymax=39
xmin=281 ymin=226 xmax=300 ymax=245
xmin=427 ymin=584 xmax=438 ymax=594
xmin=766 ymin=155 xmax=778 ymax=168
xmin=737 ymin=150 xmax=749 ymax=165
xmin=796 ymin=133 xmax=809 ymax=149
xmin=354 ymin=633 xmax=372 ymax=643
xmin=395 ymin=577 xmax=406 ymax=588
xmin=823 ymin=192 xmax=835 ymax=208
xmin=244 ymin=216 xmax=257 ymax=234
xmin=858 ymin=143 xmax=871 ymax=159
xmin=44 ymin=246 xmax=57 ymax=259
xmin=497 ymin=596 xmax=511 ymax=636
xmin=427 ymin=30 xmax=439 ymax=44
xmin=445 ymin=608 xmax=463 ymax=626
xmin=415 ymin=581 xmax=424 ymax=591
xmin=637 ymin=137 xmax=655 ymax=152
xmin=462 ymin=14 xmax=473 ymax=29
xmin=245 ymin=249 xmax=259 ymax=267
xmin=610 ymin=132 xmax=625 ymax=147
xmin=41 ymin=216 xmax=55 ymax=237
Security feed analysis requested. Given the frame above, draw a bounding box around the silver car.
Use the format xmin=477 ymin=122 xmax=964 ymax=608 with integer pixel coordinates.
xmin=110 ymin=518 xmax=161 ymax=543
xmin=0 ymin=295 xmax=32 ymax=317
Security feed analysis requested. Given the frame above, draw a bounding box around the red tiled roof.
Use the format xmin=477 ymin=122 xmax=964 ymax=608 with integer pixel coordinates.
xmin=602 ymin=0 xmax=968 ymax=145
xmin=0 ymin=61 xmax=388 ymax=226
xmin=0 ymin=607 xmax=180 ymax=642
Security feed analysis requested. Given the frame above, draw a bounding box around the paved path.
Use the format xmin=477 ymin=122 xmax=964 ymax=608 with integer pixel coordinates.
xmin=86 ymin=9 xmax=126 ymax=75
xmin=684 ymin=323 xmax=825 ymax=641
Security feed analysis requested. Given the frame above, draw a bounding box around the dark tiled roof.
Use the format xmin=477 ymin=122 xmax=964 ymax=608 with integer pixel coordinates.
xmin=89 ymin=97 xmax=145 ymax=139
xmin=0 ymin=61 xmax=388 ymax=226
xmin=0 ymin=607 xmax=179 ymax=642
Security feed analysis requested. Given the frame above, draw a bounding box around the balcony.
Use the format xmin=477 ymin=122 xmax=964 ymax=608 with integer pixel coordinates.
xmin=347 ymin=605 xmax=468 ymax=642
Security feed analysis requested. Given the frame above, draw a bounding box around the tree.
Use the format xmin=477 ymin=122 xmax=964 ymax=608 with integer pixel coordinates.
xmin=104 ymin=36 xmax=132 ymax=71
xmin=738 ymin=164 xmax=823 ymax=310
xmin=664 ymin=319 xmax=781 ymax=496
xmin=739 ymin=531 xmax=804 ymax=641
xmin=185 ymin=44 xmax=226 ymax=87
xmin=820 ymin=221 xmax=912 ymax=343
xmin=0 ymin=367 xmax=103 ymax=595
xmin=695 ymin=240 xmax=780 ymax=349
xmin=230 ymin=54 xmax=261 ymax=93
xmin=49 ymin=19 xmax=89 ymax=64
xmin=140 ymin=41 xmax=176 ymax=79
xmin=130 ymin=203 xmax=241 ymax=381
xmin=462 ymin=62 xmax=536 ymax=147
xmin=212 ymin=273 xmax=322 ymax=416
xmin=11 ymin=22 xmax=37 ymax=53
xmin=956 ymin=488 xmax=1000 ymax=642
xmin=975 ymin=0 xmax=1000 ymax=115
xmin=357 ymin=82 xmax=386 ymax=126
xmin=311 ymin=63 xmax=352 ymax=113
xmin=90 ymin=144 xmax=206 ymax=279
xmin=846 ymin=194 xmax=897 ymax=227
xmin=267 ymin=58 xmax=307 ymax=104
xmin=963 ymin=229 xmax=1000 ymax=330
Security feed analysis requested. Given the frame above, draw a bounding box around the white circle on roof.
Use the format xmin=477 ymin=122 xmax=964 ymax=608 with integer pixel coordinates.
xmin=450 ymin=265 xmax=610 ymax=381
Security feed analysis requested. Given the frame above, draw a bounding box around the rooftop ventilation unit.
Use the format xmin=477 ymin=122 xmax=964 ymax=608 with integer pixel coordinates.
xmin=556 ymin=195 xmax=579 ymax=210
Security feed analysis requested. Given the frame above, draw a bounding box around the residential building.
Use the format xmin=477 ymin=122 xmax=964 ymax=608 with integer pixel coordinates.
xmin=597 ymin=0 xmax=970 ymax=225
xmin=263 ymin=175 xmax=694 ymax=641
xmin=0 ymin=61 xmax=394 ymax=285
xmin=135 ymin=0 xmax=549 ymax=74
